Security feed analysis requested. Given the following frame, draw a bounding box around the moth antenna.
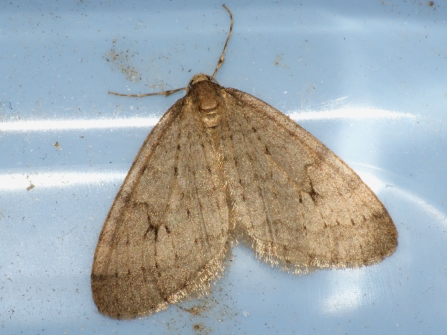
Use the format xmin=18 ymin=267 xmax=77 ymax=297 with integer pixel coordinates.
xmin=108 ymin=87 xmax=186 ymax=98
xmin=108 ymin=4 xmax=233 ymax=97
xmin=212 ymin=4 xmax=233 ymax=79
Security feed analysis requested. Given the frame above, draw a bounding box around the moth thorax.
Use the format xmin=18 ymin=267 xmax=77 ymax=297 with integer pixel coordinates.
xmin=192 ymin=79 xmax=225 ymax=129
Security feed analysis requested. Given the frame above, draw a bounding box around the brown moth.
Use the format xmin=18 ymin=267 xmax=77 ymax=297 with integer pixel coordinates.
xmin=91 ymin=5 xmax=397 ymax=319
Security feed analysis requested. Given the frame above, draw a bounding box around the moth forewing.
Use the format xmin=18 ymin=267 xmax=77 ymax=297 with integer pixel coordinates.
xmin=223 ymin=88 xmax=397 ymax=271
xmin=92 ymin=5 xmax=397 ymax=319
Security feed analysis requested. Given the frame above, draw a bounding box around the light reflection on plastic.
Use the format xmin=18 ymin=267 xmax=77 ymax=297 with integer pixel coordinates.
xmin=0 ymin=168 xmax=387 ymax=200
xmin=290 ymin=107 xmax=417 ymax=121
xmin=0 ymin=117 xmax=160 ymax=132
xmin=389 ymin=187 xmax=447 ymax=224
xmin=323 ymin=282 xmax=364 ymax=314
xmin=0 ymin=107 xmax=416 ymax=132
xmin=0 ymin=171 xmax=126 ymax=191
xmin=355 ymin=170 xmax=385 ymax=194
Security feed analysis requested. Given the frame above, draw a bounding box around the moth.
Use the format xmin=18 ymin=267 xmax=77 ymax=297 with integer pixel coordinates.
xmin=91 ymin=5 xmax=397 ymax=319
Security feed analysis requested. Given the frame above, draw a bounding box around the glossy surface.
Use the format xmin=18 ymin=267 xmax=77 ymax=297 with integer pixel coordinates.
xmin=1 ymin=0 xmax=446 ymax=334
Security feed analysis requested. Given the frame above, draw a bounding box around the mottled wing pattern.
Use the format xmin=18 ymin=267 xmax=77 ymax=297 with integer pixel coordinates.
xmin=91 ymin=99 xmax=229 ymax=319
xmin=222 ymin=88 xmax=397 ymax=271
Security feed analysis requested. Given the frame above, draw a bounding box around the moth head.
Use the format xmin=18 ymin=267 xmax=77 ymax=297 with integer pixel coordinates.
xmin=187 ymin=74 xmax=219 ymax=92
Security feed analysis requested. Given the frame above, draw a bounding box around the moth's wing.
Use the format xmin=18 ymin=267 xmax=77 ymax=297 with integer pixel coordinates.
xmin=222 ymin=88 xmax=397 ymax=271
xmin=91 ymin=98 xmax=229 ymax=319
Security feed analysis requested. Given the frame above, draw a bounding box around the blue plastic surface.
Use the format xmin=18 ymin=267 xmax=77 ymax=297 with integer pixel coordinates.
xmin=1 ymin=1 xmax=447 ymax=334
